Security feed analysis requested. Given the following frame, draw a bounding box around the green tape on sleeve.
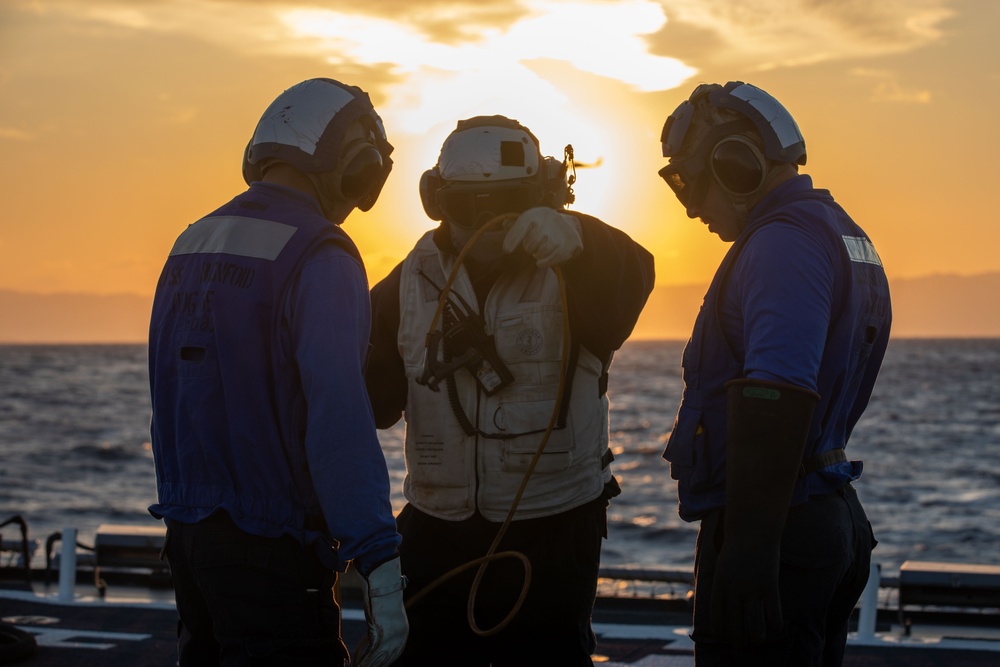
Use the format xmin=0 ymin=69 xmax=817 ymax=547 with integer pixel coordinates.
xmin=743 ymin=386 xmax=781 ymax=400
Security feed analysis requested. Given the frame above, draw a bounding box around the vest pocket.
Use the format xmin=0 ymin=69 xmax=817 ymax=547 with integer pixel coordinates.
xmin=492 ymin=398 xmax=573 ymax=473
xmin=503 ymin=447 xmax=572 ymax=473
xmin=662 ymin=402 xmax=711 ymax=490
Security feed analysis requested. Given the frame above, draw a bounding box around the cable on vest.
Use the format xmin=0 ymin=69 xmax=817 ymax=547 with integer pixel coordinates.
xmin=407 ymin=212 xmax=573 ymax=637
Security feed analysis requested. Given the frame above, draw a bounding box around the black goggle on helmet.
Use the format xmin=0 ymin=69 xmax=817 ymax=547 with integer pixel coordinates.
xmin=435 ymin=180 xmax=548 ymax=229
xmin=658 ymin=81 xmax=806 ymax=208
xmin=242 ymin=78 xmax=394 ymax=212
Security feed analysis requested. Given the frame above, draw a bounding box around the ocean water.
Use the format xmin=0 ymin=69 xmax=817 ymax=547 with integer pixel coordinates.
xmin=1 ymin=339 xmax=998 ymax=577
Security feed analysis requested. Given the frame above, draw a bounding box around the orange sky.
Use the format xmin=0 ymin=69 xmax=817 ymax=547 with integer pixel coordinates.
xmin=1 ymin=0 xmax=998 ymax=300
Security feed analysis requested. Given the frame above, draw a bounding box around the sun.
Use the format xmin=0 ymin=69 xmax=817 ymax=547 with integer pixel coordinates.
xmin=278 ymin=0 xmax=696 ymax=273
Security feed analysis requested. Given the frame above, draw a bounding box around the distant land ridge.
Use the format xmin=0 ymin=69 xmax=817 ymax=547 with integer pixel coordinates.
xmin=1 ymin=272 xmax=998 ymax=343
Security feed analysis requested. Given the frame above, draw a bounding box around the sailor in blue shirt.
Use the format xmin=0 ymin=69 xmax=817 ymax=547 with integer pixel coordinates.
xmin=658 ymin=81 xmax=891 ymax=665
xmin=148 ymin=78 xmax=407 ymax=667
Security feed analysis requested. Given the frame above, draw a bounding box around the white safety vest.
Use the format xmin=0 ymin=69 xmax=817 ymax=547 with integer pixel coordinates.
xmin=397 ymin=231 xmax=612 ymax=521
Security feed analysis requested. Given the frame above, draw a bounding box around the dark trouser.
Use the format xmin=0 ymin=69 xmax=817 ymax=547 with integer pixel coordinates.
xmin=163 ymin=512 xmax=349 ymax=667
xmin=692 ymin=483 xmax=875 ymax=667
xmin=391 ymin=496 xmax=609 ymax=667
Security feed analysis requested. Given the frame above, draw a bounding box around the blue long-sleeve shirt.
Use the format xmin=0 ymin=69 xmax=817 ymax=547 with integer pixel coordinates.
xmin=663 ymin=175 xmax=891 ymax=520
xmin=291 ymin=251 xmax=400 ymax=569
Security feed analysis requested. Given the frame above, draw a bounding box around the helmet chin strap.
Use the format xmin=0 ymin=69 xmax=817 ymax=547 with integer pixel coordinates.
xmin=730 ymin=198 xmax=752 ymax=236
xmin=712 ymin=177 xmax=753 ymax=236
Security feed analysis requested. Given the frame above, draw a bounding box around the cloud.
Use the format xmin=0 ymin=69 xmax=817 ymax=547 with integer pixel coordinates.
xmin=18 ymin=0 xmax=951 ymax=137
xmin=343 ymin=1 xmax=533 ymax=45
xmin=649 ymin=0 xmax=955 ymax=70
xmin=0 ymin=127 xmax=34 ymax=141
xmin=871 ymin=82 xmax=932 ymax=104
xmin=277 ymin=0 xmax=696 ymax=132
xmin=803 ymin=0 xmax=953 ymax=44
xmin=851 ymin=67 xmax=933 ymax=104
xmin=10 ymin=0 xmax=694 ymax=135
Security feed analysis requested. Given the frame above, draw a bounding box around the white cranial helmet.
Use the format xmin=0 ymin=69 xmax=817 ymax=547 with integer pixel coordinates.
xmin=437 ymin=118 xmax=542 ymax=182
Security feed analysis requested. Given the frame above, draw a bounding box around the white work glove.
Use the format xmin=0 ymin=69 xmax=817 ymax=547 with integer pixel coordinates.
xmin=354 ymin=556 xmax=408 ymax=667
xmin=502 ymin=206 xmax=583 ymax=267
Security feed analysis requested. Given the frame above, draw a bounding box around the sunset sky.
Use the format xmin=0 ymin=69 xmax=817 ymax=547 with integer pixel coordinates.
xmin=2 ymin=0 xmax=998 ymax=302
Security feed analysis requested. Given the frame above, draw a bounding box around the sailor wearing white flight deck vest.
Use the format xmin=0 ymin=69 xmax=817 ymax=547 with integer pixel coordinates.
xmin=366 ymin=115 xmax=654 ymax=666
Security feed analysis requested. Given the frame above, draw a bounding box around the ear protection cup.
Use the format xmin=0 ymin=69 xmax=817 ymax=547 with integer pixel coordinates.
xmin=419 ymin=168 xmax=443 ymax=221
xmin=325 ymin=138 xmax=384 ymax=203
xmin=710 ymin=135 xmax=766 ymax=196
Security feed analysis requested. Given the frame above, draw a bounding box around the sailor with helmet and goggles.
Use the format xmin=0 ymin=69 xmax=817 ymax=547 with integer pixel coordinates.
xmin=365 ymin=115 xmax=655 ymax=666
xmin=658 ymin=81 xmax=891 ymax=666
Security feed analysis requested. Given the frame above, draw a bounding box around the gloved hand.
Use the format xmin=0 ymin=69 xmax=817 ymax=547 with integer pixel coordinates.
xmin=502 ymin=206 xmax=583 ymax=267
xmin=354 ymin=556 xmax=408 ymax=667
xmin=710 ymin=538 xmax=783 ymax=646
xmin=710 ymin=379 xmax=819 ymax=646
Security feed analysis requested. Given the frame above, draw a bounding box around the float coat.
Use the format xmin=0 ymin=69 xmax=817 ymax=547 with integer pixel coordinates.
xmin=663 ymin=176 xmax=891 ymax=521
xmin=149 ymin=184 xmax=363 ymax=558
xmin=397 ymin=231 xmax=612 ymax=521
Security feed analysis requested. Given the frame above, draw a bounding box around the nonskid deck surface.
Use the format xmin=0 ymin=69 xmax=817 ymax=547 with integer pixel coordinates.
xmin=2 ymin=585 xmax=999 ymax=667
